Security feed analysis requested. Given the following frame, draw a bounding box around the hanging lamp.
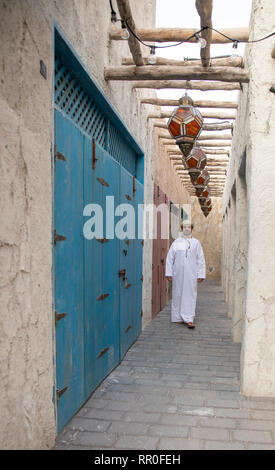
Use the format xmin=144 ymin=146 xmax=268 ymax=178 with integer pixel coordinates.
xmin=167 ymin=93 xmax=204 ymax=158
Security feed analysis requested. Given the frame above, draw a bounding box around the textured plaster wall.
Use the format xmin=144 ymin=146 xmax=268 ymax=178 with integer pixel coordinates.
xmin=0 ymin=0 xmax=156 ymax=449
xmin=153 ymin=131 xmax=191 ymax=207
xmin=191 ymin=196 xmax=223 ymax=281
xmin=222 ymin=0 xmax=275 ymax=396
xmin=153 ymin=131 xmax=223 ymax=291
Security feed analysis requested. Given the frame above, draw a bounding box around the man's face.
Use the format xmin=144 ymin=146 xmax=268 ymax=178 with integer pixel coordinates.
xmin=181 ymin=223 xmax=192 ymax=237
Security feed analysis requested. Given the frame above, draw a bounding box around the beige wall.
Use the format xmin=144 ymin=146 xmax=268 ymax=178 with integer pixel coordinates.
xmin=222 ymin=0 xmax=275 ymax=396
xmin=153 ymin=128 xmax=223 ymax=282
xmin=0 ymin=0 xmax=156 ymax=449
xmin=191 ymin=196 xmax=223 ymax=281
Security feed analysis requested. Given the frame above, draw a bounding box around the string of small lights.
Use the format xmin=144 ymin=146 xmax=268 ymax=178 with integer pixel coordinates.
xmin=109 ymin=0 xmax=275 ymax=64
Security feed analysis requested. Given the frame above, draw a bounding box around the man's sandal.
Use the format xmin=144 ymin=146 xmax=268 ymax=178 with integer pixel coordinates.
xmin=187 ymin=322 xmax=195 ymax=329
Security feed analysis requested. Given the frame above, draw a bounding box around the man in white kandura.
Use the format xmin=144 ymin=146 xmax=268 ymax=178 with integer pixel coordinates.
xmin=165 ymin=222 xmax=206 ymax=329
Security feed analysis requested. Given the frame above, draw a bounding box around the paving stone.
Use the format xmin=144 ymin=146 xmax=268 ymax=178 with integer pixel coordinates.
xmin=233 ymin=429 xmax=273 ymax=443
xmin=161 ymin=413 xmax=199 ymax=427
xmin=249 ymin=410 xmax=275 ymax=421
xmin=108 ymin=421 xmax=149 ymax=436
xmin=204 ymin=440 xmax=245 ymax=450
xmin=114 ymin=435 xmax=159 ymax=450
xmin=59 ymin=430 xmax=117 ymax=448
xmin=148 ymin=424 xmax=189 ymax=438
xmin=157 ymin=438 xmax=202 ymax=450
xmin=66 ymin=417 xmax=110 ymax=432
xmin=237 ymin=419 xmax=275 ymax=431
xmin=198 ymin=416 xmax=237 ymax=429
xmin=53 ymin=281 xmax=275 ymax=450
xmin=81 ymin=409 xmax=126 ymax=421
xmin=191 ymin=426 xmax=229 ymax=441
xmin=246 ymin=443 xmax=275 ymax=450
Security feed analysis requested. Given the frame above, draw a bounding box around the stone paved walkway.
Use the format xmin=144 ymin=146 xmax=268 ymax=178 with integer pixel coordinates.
xmin=54 ymin=281 xmax=275 ymax=450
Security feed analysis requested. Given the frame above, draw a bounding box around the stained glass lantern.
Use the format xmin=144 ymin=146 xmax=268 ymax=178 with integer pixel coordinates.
xmin=193 ymin=169 xmax=210 ymax=188
xmin=167 ymin=94 xmax=204 ymax=158
xmin=199 ymin=197 xmax=211 ymax=207
xmin=196 ymin=186 xmax=210 ymax=198
xmin=202 ymin=205 xmax=212 ymax=217
xmin=182 ymin=147 xmax=207 ymax=181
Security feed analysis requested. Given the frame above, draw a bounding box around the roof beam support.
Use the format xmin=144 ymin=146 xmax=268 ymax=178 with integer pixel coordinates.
xmin=195 ymin=0 xmax=213 ymax=67
xmin=116 ymin=0 xmax=144 ymax=66
xmin=110 ymin=27 xmax=249 ymax=43
xmin=104 ymin=65 xmax=249 ymax=83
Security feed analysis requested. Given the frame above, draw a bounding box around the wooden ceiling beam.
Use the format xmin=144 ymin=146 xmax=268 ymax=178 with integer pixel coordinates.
xmin=123 ymin=56 xmax=243 ymax=67
xmin=104 ymin=65 xmax=249 ymax=83
xmin=195 ymin=0 xmax=213 ymax=67
xmin=148 ymin=110 xmax=236 ymax=119
xmin=161 ymin=139 xmax=231 ymax=147
xmin=154 ymin=121 xmax=234 ymax=131
xmin=133 ymin=80 xmax=240 ymax=90
xmin=116 ymin=0 xmax=144 ymax=66
xmin=142 ymin=98 xmax=238 ymax=108
xmin=157 ymin=131 xmax=232 ymax=140
xmin=110 ymin=27 xmax=249 ymax=43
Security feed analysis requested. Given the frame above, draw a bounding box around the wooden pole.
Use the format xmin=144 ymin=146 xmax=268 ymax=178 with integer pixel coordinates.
xmin=104 ymin=65 xmax=249 ymax=83
xmin=148 ymin=110 xmax=236 ymax=119
xmin=122 ymin=56 xmax=243 ymax=67
xmin=161 ymin=139 xmax=231 ymax=147
xmin=142 ymin=98 xmax=238 ymax=108
xmin=110 ymin=27 xmax=249 ymax=43
xmin=116 ymin=0 xmax=144 ymax=66
xmin=195 ymin=0 xmax=213 ymax=67
xmin=157 ymin=131 xmax=232 ymax=140
xmin=133 ymin=80 xmax=240 ymax=90
xmin=154 ymin=121 xmax=234 ymax=131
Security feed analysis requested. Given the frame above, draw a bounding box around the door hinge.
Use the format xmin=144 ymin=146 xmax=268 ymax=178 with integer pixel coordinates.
xmin=55 ymin=311 xmax=67 ymax=327
xmin=96 ymin=293 xmax=109 ymax=301
xmin=56 ymin=386 xmax=68 ymax=403
xmin=97 ymin=347 xmax=109 ymax=359
xmin=54 ymin=230 xmax=66 ymax=245
xmin=97 ymin=177 xmax=109 ymax=187
xmin=125 ymin=325 xmax=131 ymax=333
xmin=140 ymin=275 xmax=143 ymax=282
xmin=132 ymin=176 xmax=136 ymax=197
xmin=92 ymin=138 xmax=98 ymax=170
xmin=125 ymin=194 xmax=131 ymax=201
xmin=96 ymin=238 xmax=109 ymax=243
xmin=54 ymin=146 xmax=66 ymax=162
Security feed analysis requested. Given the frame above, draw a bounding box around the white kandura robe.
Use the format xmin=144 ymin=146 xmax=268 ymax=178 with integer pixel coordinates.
xmin=165 ymin=237 xmax=206 ymax=323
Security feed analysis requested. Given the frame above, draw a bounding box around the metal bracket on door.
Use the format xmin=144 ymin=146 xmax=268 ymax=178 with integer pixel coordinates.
xmin=55 ymin=311 xmax=67 ymax=327
xmin=96 ymin=238 xmax=109 ymax=244
xmin=132 ymin=176 xmax=136 ymax=197
xmin=54 ymin=230 xmax=66 ymax=245
xmin=97 ymin=177 xmax=109 ymax=187
xmin=96 ymin=293 xmax=109 ymax=301
xmin=56 ymin=386 xmax=68 ymax=403
xmin=54 ymin=146 xmax=66 ymax=162
xmin=92 ymin=138 xmax=98 ymax=170
xmin=97 ymin=347 xmax=109 ymax=359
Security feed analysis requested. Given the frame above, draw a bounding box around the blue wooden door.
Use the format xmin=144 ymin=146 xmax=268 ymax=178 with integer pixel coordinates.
xmin=84 ymin=141 xmax=120 ymax=396
xmin=119 ymin=168 xmax=136 ymax=358
xmin=54 ymin=47 xmax=144 ymax=433
xmin=54 ymin=110 xmax=86 ymax=432
xmin=133 ymin=178 xmax=144 ymax=341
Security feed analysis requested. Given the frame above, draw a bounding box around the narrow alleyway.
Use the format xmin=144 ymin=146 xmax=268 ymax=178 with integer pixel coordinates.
xmin=54 ymin=281 xmax=275 ymax=450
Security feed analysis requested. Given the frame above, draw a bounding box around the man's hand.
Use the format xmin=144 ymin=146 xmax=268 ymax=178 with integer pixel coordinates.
xmin=197 ymin=278 xmax=204 ymax=283
xmin=166 ymin=276 xmax=172 ymax=282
